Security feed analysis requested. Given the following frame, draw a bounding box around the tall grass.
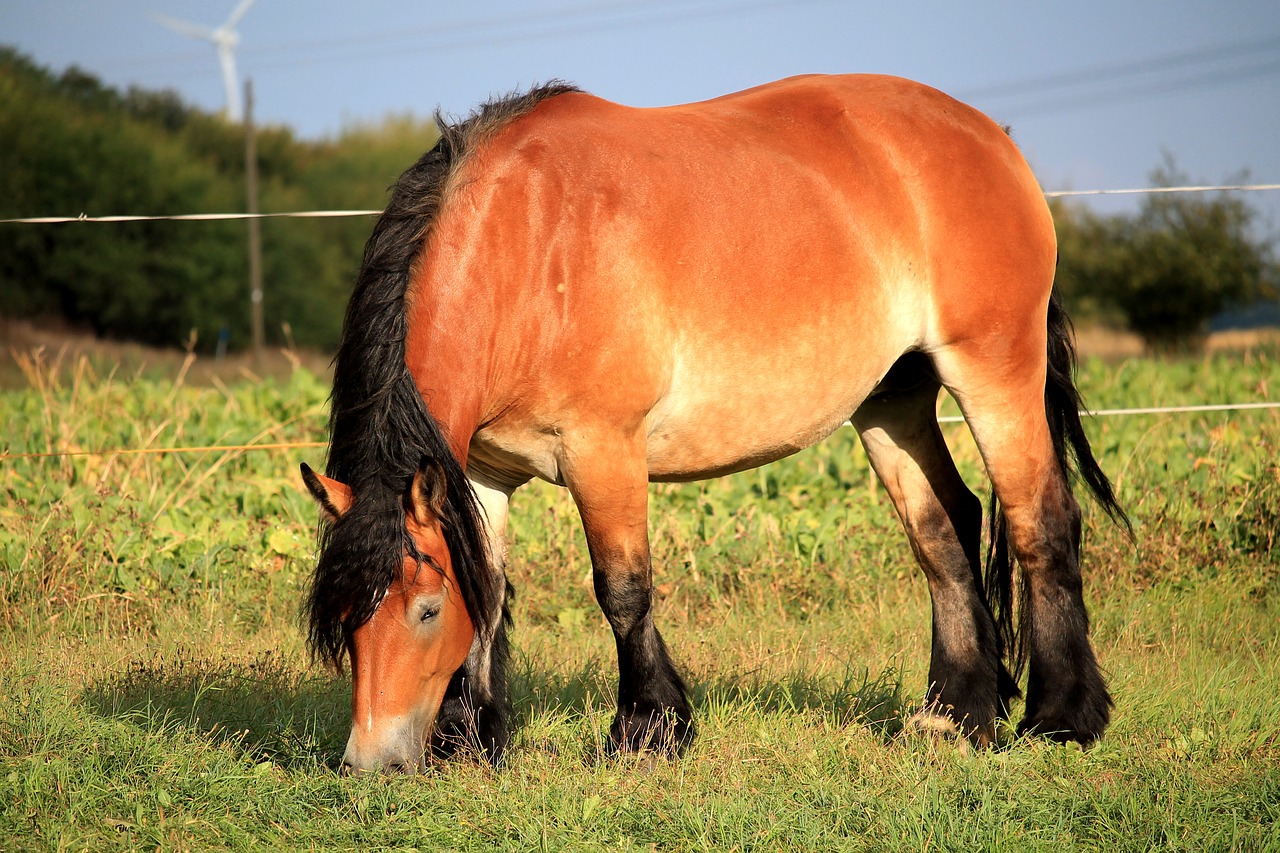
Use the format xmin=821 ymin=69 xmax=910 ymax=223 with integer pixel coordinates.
xmin=1 ymin=346 xmax=1278 ymax=850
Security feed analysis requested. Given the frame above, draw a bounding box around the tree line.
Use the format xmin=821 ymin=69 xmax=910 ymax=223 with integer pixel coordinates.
xmin=0 ymin=47 xmax=438 ymax=352
xmin=1052 ymin=157 xmax=1277 ymax=352
xmin=1 ymin=47 xmax=1275 ymax=353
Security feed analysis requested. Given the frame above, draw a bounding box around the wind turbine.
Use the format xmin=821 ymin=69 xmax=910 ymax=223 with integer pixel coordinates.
xmin=151 ymin=0 xmax=258 ymax=122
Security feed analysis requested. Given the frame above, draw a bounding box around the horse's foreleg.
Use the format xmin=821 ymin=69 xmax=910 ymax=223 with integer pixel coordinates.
xmin=853 ymin=384 xmax=1014 ymax=745
xmin=431 ymin=476 xmax=517 ymax=763
xmin=562 ymin=429 xmax=694 ymax=755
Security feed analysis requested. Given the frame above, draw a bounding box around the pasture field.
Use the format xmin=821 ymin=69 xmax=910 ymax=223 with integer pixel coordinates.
xmin=2 ymin=345 xmax=1279 ymax=851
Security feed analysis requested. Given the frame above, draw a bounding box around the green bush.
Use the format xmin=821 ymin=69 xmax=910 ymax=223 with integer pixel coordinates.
xmin=1053 ymin=157 xmax=1278 ymax=353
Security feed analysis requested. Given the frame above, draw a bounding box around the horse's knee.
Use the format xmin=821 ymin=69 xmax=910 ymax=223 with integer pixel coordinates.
xmin=593 ymin=564 xmax=652 ymax=639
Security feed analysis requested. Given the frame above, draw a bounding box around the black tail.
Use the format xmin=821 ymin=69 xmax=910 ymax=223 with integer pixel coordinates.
xmin=984 ymin=292 xmax=1131 ymax=681
xmin=1042 ymin=293 xmax=1130 ymax=531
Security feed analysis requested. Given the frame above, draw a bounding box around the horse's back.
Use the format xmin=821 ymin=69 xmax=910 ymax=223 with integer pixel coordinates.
xmin=464 ymin=73 xmax=1054 ymax=337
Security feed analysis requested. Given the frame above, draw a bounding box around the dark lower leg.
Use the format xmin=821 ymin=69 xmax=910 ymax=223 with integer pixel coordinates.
xmin=1011 ymin=490 xmax=1111 ymax=745
xmin=856 ymin=395 xmax=1010 ymax=744
xmin=431 ymin=477 xmax=517 ymax=763
xmin=563 ymin=432 xmax=694 ymax=754
xmin=915 ymin=494 xmax=1012 ymax=743
xmin=934 ymin=340 xmax=1112 ymax=746
xmin=430 ymin=584 xmax=512 ymax=763
xmin=594 ymin=565 xmax=694 ymax=754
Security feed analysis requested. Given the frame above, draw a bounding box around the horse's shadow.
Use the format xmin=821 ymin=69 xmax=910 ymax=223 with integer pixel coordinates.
xmin=80 ymin=650 xmax=352 ymax=771
xmin=510 ymin=652 xmax=908 ymax=757
xmin=81 ymin=648 xmax=908 ymax=770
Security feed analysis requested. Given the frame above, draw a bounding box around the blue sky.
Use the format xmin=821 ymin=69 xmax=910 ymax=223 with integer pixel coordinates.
xmin=4 ymin=1 xmax=1279 ymax=222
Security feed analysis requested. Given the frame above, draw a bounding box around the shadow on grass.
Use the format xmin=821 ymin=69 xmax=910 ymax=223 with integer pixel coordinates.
xmin=509 ymin=651 xmax=909 ymax=751
xmin=81 ymin=648 xmax=907 ymax=771
xmin=79 ymin=649 xmax=352 ymax=771
xmin=696 ymin=662 xmax=908 ymax=739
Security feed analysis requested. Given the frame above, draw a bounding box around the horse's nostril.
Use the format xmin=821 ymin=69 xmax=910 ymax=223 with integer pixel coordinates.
xmin=339 ymin=756 xmax=416 ymax=775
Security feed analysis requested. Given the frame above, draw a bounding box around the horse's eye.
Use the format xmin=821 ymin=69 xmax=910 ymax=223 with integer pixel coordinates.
xmin=420 ymin=605 xmax=441 ymax=622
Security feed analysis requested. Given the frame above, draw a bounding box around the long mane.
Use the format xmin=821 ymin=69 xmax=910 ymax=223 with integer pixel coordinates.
xmin=307 ymin=82 xmax=582 ymax=667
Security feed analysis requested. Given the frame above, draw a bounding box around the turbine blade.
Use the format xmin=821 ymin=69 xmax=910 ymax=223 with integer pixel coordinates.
xmin=149 ymin=13 xmax=215 ymax=41
xmin=224 ymin=0 xmax=258 ymax=29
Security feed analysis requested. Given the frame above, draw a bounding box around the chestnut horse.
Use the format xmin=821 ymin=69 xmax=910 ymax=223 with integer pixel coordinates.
xmin=300 ymin=74 xmax=1126 ymax=774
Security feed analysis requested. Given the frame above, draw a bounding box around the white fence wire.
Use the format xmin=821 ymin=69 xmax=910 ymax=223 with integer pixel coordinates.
xmin=2 ymin=183 xmax=1278 ymax=225
xmin=1 ymin=181 xmax=1276 ymax=437
xmin=936 ymin=402 xmax=1280 ymax=424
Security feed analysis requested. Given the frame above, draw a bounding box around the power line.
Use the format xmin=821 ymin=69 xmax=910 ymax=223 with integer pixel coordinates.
xmin=61 ymin=9 xmax=1280 ymax=122
xmin=244 ymin=0 xmax=750 ymax=58
xmin=102 ymin=0 xmax=672 ymax=74
xmin=103 ymin=0 xmax=839 ymax=79
xmin=958 ymin=33 xmax=1280 ymax=102
xmin=241 ymin=0 xmax=845 ymax=77
xmin=993 ymin=55 xmax=1280 ymax=119
xmin=953 ymin=31 xmax=1280 ymax=119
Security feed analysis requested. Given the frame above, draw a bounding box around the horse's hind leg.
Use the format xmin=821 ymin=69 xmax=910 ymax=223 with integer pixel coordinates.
xmin=935 ymin=341 xmax=1111 ymax=746
xmin=853 ymin=362 xmax=1016 ymax=744
xmin=560 ymin=427 xmax=694 ymax=755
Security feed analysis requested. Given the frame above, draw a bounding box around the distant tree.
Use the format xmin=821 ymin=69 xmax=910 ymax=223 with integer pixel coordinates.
xmin=0 ymin=50 xmax=245 ymax=346
xmin=123 ymin=86 xmax=195 ymax=133
xmin=1054 ymin=156 xmax=1278 ymax=353
xmin=0 ymin=47 xmax=446 ymax=352
xmin=1050 ymin=201 xmax=1126 ymax=328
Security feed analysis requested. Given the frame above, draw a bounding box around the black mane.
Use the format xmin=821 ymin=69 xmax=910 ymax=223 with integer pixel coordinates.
xmin=308 ymin=82 xmax=582 ymax=667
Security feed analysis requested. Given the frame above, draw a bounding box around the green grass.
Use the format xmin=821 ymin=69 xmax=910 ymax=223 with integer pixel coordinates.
xmin=2 ymin=346 xmax=1279 ymax=850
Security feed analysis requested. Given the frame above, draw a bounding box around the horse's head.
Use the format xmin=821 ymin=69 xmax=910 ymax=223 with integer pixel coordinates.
xmin=301 ymin=459 xmax=474 ymax=774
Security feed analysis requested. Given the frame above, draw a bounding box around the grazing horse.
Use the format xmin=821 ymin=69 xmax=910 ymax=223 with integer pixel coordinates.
xmin=300 ymin=74 xmax=1127 ymax=774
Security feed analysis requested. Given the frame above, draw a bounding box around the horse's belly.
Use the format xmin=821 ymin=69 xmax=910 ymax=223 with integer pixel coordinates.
xmin=467 ymin=304 xmax=918 ymax=488
xmin=642 ymin=353 xmax=888 ymax=482
xmin=467 ymin=353 xmax=890 ymax=488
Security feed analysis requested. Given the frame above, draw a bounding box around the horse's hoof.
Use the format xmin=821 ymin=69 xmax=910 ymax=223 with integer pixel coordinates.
xmin=1016 ymin=715 xmax=1105 ymax=748
xmin=903 ymin=707 xmax=997 ymax=751
xmin=1018 ymin=687 xmax=1111 ymax=748
xmin=609 ymin=704 xmax=695 ymax=757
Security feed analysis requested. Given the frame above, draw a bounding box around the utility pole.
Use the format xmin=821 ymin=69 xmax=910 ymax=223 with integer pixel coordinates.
xmin=244 ymin=77 xmax=264 ymax=368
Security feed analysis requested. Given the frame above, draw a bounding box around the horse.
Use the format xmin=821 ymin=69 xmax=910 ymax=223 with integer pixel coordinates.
xmin=299 ymin=74 xmax=1127 ymax=774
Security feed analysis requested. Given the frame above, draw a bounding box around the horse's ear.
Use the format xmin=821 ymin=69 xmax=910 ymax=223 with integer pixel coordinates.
xmin=300 ymin=462 xmax=353 ymax=521
xmin=409 ymin=456 xmax=448 ymax=526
